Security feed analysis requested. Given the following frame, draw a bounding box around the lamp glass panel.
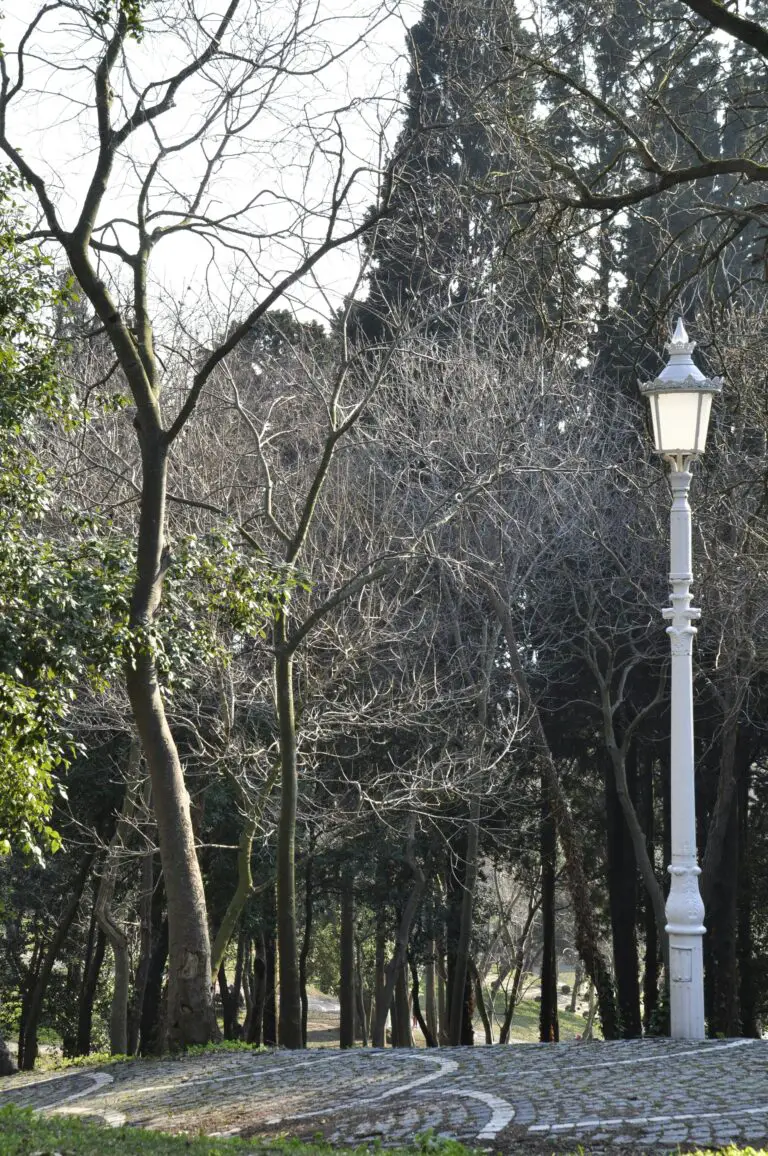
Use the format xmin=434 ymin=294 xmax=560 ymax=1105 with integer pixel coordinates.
xmin=653 ymin=390 xmax=707 ymax=454
xmin=695 ymin=393 xmax=714 ymax=453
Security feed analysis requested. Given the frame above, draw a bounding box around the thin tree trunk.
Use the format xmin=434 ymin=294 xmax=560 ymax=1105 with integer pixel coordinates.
xmin=393 ymin=963 xmax=412 ymax=1047
xmin=20 ymin=849 xmax=95 ymax=1070
xmin=230 ymin=932 xmax=245 ymax=1040
xmin=371 ymin=820 xmax=425 ymax=1046
xmin=605 ymin=751 xmax=641 ymax=1038
xmin=77 ymin=926 xmax=107 ymax=1057
xmin=274 ymin=618 xmax=302 ymax=1048
xmin=355 ymin=939 xmax=368 ymax=1045
xmin=499 ymin=892 xmax=538 ymax=1045
xmin=128 ymin=847 xmax=154 ymax=1055
xmin=410 ymin=957 xmax=437 ymax=1047
xmin=210 ymin=767 xmax=279 ymax=980
xmin=539 ymin=793 xmax=559 ymax=1043
xmin=95 ymin=737 xmax=141 ymax=1056
xmin=448 ymin=796 xmax=481 ymax=1047
xmin=138 ymin=878 xmax=168 ymax=1058
xmin=76 ymin=889 xmax=106 ymax=1057
xmin=339 ymin=867 xmax=356 ymax=1049
xmin=437 ymin=947 xmax=447 ymax=1045
xmin=470 ymin=958 xmax=492 ymax=1045
xmin=299 ymin=854 xmax=313 ymax=1048
xmin=219 ymin=964 xmax=237 ymax=1040
xmin=737 ymin=751 xmax=758 ymax=1037
xmin=263 ymin=907 xmax=277 ymax=1047
xmin=568 ymin=961 xmax=582 ymax=1014
xmin=425 ymin=941 xmax=438 ymax=1043
xmin=372 ymin=905 xmax=387 ymax=1047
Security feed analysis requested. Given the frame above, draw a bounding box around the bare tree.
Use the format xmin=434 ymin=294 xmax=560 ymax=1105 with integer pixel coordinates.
xmin=0 ymin=1 xmax=406 ymax=1047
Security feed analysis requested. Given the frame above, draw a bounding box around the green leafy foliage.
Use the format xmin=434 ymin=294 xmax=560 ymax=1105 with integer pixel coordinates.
xmin=92 ymin=0 xmax=144 ymax=38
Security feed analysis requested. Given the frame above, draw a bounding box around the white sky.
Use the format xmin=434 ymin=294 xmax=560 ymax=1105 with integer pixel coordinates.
xmin=1 ymin=1 xmax=420 ymax=329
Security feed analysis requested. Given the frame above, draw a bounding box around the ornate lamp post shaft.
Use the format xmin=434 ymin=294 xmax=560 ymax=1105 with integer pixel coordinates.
xmin=639 ymin=318 xmax=722 ymax=1039
xmin=663 ymin=466 xmax=705 ymax=1038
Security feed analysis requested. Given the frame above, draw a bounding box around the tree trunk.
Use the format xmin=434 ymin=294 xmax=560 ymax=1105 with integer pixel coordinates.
xmin=640 ymin=748 xmax=660 ymax=1034
xmin=123 ymin=428 xmax=216 ymax=1051
xmin=448 ymin=798 xmax=481 ymax=1046
xmin=539 ymin=793 xmax=559 ymax=1043
xmin=210 ymin=767 xmax=279 ymax=981
xmin=424 ymin=940 xmax=438 ymax=1043
xmin=139 ymin=916 xmax=168 ymax=1057
xmin=410 ymin=957 xmax=437 ymax=1047
xmin=245 ymin=933 xmax=267 ymax=1045
xmin=0 ymin=1031 xmax=15 ymax=1076
xmin=704 ymin=783 xmax=740 ymax=1036
xmin=437 ymin=942 xmax=447 ymax=1044
xmin=569 ymin=961 xmax=582 ymax=1014
xmin=230 ymin=932 xmax=245 ymax=1040
xmin=499 ymin=891 xmax=538 ymax=1044
xmin=339 ymin=868 xmax=356 ymax=1049
xmin=393 ymin=963 xmax=412 ymax=1047
xmin=737 ymin=751 xmax=758 ymax=1037
xmin=273 ymin=621 xmax=302 ymax=1048
xmin=470 ymin=958 xmax=492 ymax=1045
xmin=371 ymin=821 xmax=425 ymax=1046
xmin=219 ymin=964 xmax=237 ymax=1040
xmin=263 ymin=910 xmax=277 ymax=1047
xmin=128 ymin=848 xmax=154 ymax=1056
xmin=20 ymin=849 xmax=95 ymax=1070
xmin=356 ymin=940 xmax=368 ymax=1045
xmin=372 ymin=905 xmax=387 ymax=1047
xmin=77 ymin=926 xmax=107 ymax=1057
xmin=605 ymin=752 xmax=641 ymax=1038
xmin=95 ymin=738 xmax=141 ymax=1056
xmin=300 ymin=852 xmax=314 ymax=1048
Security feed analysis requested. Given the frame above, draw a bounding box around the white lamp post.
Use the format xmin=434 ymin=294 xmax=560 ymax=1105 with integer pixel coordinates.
xmin=640 ymin=318 xmax=722 ymax=1039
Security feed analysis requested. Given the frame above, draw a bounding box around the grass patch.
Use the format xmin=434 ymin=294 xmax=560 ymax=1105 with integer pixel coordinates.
xmin=499 ymin=998 xmax=599 ymax=1042
xmin=0 ymin=1108 xmax=478 ymax=1156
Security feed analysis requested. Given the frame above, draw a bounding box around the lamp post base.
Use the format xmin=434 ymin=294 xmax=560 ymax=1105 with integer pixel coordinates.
xmin=666 ymin=862 xmax=706 ymax=1039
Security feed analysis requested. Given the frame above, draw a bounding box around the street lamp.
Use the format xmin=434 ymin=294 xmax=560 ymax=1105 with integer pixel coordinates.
xmin=639 ymin=318 xmax=722 ymax=1039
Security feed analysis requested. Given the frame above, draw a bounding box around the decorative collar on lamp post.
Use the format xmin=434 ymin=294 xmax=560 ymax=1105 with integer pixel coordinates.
xmin=639 ymin=319 xmax=723 ymax=471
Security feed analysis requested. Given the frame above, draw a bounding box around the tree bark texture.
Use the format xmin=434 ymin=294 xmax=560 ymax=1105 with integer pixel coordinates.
xmin=300 ymin=855 xmax=314 ymax=1048
xmin=139 ymin=916 xmax=168 ymax=1057
xmin=263 ymin=908 xmax=277 ymax=1047
xmin=448 ymin=799 xmax=481 ymax=1047
xmin=128 ymin=848 xmax=154 ymax=1056
xmin=539 ymin=794 xmax=560 ymax=1043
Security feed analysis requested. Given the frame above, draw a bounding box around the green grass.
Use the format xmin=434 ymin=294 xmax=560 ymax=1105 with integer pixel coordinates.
xmin=0 ymin=1108 xmax=477 ymax=1156
xmin=495 ymin=997 xmax=600 ymax=1042
xmin=1 ymin=1112 xmax=762 ymax=1156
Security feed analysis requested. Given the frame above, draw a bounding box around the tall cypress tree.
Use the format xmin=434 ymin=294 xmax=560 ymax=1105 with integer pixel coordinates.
xmin=353 ymin=0 xmax=569 ymax=342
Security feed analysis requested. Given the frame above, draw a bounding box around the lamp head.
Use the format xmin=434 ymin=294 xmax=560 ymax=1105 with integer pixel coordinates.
xmin=639 ymin=318 xmax=722 ymax=467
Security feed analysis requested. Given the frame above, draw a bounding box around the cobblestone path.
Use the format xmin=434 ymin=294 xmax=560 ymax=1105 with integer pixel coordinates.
xmin=2 ymin=1039 xmax=767 ymax=1153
